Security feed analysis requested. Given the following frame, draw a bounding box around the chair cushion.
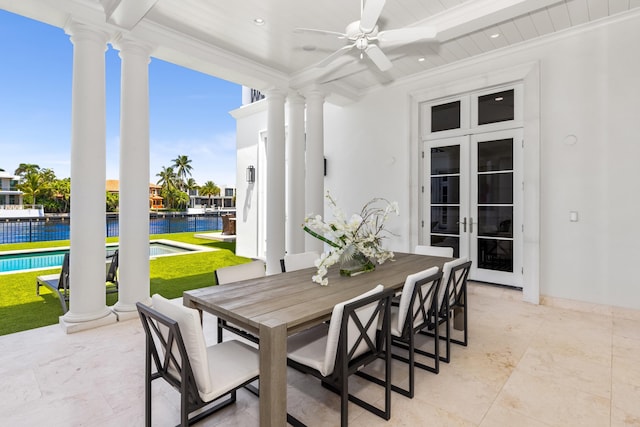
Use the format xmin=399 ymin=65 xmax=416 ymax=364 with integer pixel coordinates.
xmin=283 ymin=251 xmax=319 ymax=272
xmin=287 ymin=323 xmax=330 ymax=374
xmin=200 ymin=340 xmax=259 ymax=402
xmin=288 ymin=285 xmax=384 ymax=377
xmin=151 ymin=294 xmax=213 ymax=396
xmin=414 ymin=245 xmax=454 ymax=258
xmin=215 ymin=260 xmax=265 ymax=285
xmin=396 ymin=267 xmax=439 ymax=334
xmin=441 ymin=257 xmax=470 ymax=308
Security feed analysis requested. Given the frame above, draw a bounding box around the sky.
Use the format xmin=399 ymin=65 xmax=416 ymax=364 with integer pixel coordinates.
xmin=0 ymin=10 xmax=241 ymax=187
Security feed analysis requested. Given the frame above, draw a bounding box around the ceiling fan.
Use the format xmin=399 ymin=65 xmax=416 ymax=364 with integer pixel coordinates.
xmin=296 ymin=0 xmax=437 ymax=72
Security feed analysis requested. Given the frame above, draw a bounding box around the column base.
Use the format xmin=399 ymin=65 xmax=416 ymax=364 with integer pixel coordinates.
xmin=113 ymin=296 xmax=151 ymax=316
xmin=59 ymin=309 xmax=117 ymax=334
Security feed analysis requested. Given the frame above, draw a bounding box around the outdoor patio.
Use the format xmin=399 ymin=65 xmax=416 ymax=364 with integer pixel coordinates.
xmin=1 ymin=283 xmax=638 ymax=426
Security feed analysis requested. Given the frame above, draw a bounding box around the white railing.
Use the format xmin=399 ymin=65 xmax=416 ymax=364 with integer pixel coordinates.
xmin=0 ymin=205 xmax=44 ymax=218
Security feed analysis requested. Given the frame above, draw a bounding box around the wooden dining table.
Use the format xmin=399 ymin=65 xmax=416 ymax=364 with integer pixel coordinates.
xmin=183 ymin=252 xmax=452 ymax=426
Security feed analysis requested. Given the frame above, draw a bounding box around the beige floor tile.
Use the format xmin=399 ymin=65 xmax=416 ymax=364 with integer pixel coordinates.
xmin=494 ymin=368 xmax=611 ymax=427
xmin=613 ymin=318 xmax=640 ymax=341
xmin=480 ymin=404 xmax=553 ymax=427
xmin=611 ymin=381 xmax=640 ymax=427
xmin=513 ymin=347 xmax=612 ymax=398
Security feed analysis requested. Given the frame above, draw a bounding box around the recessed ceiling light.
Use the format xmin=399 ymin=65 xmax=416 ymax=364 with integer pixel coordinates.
xmin=494 ymin=96 xmax=504 ymax=101
xmin=490 ymin=33 xmax=500 ymax=38
xmin=253 ymin=18 xmax=265 ymax=25
xmin=418 ymin=57 xmax=426 ymax=62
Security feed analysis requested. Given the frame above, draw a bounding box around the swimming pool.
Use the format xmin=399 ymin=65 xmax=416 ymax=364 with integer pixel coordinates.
xmin=0 ymin=240 xmax=206 ymax=274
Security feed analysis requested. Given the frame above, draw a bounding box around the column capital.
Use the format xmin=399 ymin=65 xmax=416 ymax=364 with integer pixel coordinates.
xmin=265 ymin=87 xmax=288 ymax=100
xmin=301 ymin=84 xmax=326 ymax=100
xmin=112 ymin=36 xmax=154 ymax=59
xmin=287 ymin=92 xmax=305 ymax=105
xmin=64 ymin=20 xmax=110 ymax=46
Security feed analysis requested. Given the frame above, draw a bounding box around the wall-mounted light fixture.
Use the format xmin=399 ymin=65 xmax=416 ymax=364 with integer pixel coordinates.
xmin=246 ymin=165 xmax=256 ymax=183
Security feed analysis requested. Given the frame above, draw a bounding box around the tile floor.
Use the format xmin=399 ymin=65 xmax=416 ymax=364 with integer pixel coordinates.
xmin=1 ymin=283 xmax=639 ymax=426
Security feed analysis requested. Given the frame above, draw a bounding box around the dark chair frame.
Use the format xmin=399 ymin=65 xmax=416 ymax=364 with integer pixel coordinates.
xmin=362 ymin=271 xmax=442 ymax=398
xmin=213 ymin=269 xmax=260 ymax=345
xmin=105 ymin=249 xmax=119 ymax=290
xmin=420 ymin=260 xmax=472 ymax=363
xmin=36 ymin=250 xmax=120 ymax=313
xmin=287 ymin=289 xmax=393 ymax=427
xmin=136 ymin=302 xmax=259 ymax=427
xmin=36 ymin=252 xmax=70 ymax=313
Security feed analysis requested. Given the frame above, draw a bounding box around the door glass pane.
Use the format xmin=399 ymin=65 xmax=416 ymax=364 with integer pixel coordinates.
xmin=431 ymin=101 xmax=461 ymax=132
xmin=478 ymin=173 xmax=513 ymax=204
xmin=478 ymin=139 xmax=513 ymax=172
xmin=430 ymin=207 xmax=459 ymax=234
xmin=478 ymin=89 xmax=514 ymax=125
xmin=431 ymin=146 xmax=460 ymax=175
xmin=431 ymin=176 xmax=460 ymax=204
xmin=478 ymin=238 xmax=513 ymax=272
xmin=478 ymin=207 xmax=513 ymax=238
xmin=431 ymin=235 xmax=459 ymax=258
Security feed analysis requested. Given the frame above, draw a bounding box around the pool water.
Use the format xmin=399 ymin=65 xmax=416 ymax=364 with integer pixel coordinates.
xmin=0 ymin=242 xmax=194 ymax=274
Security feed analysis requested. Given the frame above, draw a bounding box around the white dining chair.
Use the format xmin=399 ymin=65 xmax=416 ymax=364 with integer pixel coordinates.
xmin=137 ymin=294 xmax=259 ymax=426
xmin=414 ymin=244 xmax=454 ymax=258
xmin=280 ymin=251 xmax=319 ymax=272
xmin=286 ymin=285 xmax=392 ymax=426
xmin=421 ymin=257 xmax=472 ymax=363
xmin=214 ymin=259 xmax=266 ymax=343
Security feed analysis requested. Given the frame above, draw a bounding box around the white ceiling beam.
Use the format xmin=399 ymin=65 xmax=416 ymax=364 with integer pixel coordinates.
xmin=421 ymin=0 xmax=565 ymax=42
xmin=101 ymin=0 xmax=158 ymax=31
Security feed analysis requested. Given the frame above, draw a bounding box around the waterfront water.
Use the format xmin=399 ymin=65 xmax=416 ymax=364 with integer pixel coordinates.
xmin=0 ymin=214 xmax=223 ymax=245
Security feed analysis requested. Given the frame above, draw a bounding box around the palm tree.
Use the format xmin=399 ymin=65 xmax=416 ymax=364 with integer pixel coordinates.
xmin=156 ymin=166 xmax=177 ymax=208
xmin=172 ymin=155 xmax=193 ymax=190
xmin=52 ymin=178 xmax=71 ymax=213
xmin=185 ymin=177 xmax=199 ymax=194
xmin=14 ymin=163 xmax=40 ymax=178
xmin=199 ymin=180 xmax=220 ymax=209
xmin=18 ymin=172 xmax=45 ymax=205
xmin=156 ymin=166 xmax=177 ymax=192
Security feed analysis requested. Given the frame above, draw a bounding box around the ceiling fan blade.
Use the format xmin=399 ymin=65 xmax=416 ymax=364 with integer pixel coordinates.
xmin=294 ymin=27 xmax=347 ymax=38
xmin=360 ymin=0 xmax=386 ymax=33
xmin=377 ymin=27 xmax=438 ymax=48
xmin=365 ymin=44 xmax=392 ymax=71
xmin=316 ymin=44 xmax=355 ymax=68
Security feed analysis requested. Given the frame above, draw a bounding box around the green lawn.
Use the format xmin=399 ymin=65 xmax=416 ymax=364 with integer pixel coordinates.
xmin=0 ymin=232 xmax=252 ymax=336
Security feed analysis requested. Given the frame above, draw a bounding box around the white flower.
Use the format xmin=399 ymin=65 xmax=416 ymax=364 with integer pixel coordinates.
xmin=303 ymin=192 xmax=399 ymax=286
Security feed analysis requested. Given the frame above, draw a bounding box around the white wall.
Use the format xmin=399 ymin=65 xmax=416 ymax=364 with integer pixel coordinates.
xmin=232 ymin=101 xmax=267 ymax=259
xmin=234 ymin=12 xmax=640 ymax=310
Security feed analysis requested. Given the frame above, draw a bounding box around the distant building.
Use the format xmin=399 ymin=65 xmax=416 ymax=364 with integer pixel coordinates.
xmin=106 ymin=180 xmax=164 ymax=210
xmin=0 ymin=171 xmax=43 ymax=218
xmin=188 ymin=185 xmax=236 ymax=212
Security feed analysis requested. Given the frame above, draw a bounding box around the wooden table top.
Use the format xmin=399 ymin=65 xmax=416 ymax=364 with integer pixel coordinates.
xmin=183 ymin=252 xmax=452 ymax=336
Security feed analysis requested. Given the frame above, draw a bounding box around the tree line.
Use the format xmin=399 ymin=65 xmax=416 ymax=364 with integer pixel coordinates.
xmin=3 ymin=155 xmax=222 ymax=213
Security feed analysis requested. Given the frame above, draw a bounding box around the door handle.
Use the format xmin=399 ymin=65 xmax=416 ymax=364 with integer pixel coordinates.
xmin=457 ymin=217 xmax=467 ymax=233
xmin=470 ymin=217 xmax=473 ymax=234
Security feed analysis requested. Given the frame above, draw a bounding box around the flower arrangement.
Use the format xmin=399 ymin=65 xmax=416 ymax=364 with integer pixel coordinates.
xmin=303 ymin=192 xmax=399 ymax=286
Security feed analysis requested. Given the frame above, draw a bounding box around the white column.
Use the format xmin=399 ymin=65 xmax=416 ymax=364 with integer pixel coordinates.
xmin=304 ymin=88 xmax=325 ymax=253
xmin=113 ymin=39 xmax=152 ymax=314
xmin=62 ymin=22 xmax=114 ymax=327
xmin=265 ymin=89 xmax=286 ymax=274
xmin=286 ymin=93 xmax=306 ymax=254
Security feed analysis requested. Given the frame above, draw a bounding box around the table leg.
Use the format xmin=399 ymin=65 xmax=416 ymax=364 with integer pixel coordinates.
xmin=259 ymin=321 xmax=288 ymax=426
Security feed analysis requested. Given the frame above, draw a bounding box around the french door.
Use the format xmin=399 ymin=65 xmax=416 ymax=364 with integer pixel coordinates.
xmin=423 ymin=129 xmax=523 ymax=287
